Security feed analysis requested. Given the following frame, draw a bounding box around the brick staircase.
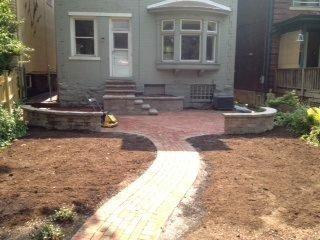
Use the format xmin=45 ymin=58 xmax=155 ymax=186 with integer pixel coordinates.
xmin=104 ymin=80 xmax=159 ymax=115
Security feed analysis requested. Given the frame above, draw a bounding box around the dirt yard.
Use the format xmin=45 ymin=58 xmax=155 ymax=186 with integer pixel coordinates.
xmin=185 ymin=128 xmax=320 ymax=240
xmin=0 ymin=128 xmax=156 ymax=240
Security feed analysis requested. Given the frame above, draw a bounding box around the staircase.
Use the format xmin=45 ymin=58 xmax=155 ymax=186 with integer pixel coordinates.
xmin=104 ymin=80 xmax=158 ymax=115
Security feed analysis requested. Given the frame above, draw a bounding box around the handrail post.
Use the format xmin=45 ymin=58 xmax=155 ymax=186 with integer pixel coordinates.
xmin=48 ymin=65 xmax=52 ymax=102
xmin=3 ymin=70 xmax=12 ymax=112
xmin=301 ymin=68 xmax=305 ymax=98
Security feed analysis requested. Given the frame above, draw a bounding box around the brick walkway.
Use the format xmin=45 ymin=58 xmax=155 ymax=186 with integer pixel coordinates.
xmin=72 ymin=111 xmax=224 ymax=240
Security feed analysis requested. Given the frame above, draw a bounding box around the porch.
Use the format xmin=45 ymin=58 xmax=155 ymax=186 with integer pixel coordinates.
xmin=274 ymin=15 xmax=320 ymax=103
xmin=275 ymin=67 xmax=320 ymax=102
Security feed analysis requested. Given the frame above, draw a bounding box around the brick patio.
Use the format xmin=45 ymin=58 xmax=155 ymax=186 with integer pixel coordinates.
xmin=72 ymin=110 xmax=224 ymax=240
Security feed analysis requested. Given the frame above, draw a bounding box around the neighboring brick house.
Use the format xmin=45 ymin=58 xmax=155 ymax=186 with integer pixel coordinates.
xmin=14 ymin=0 xmax=57 ymax=97
xmin=54 ymin=0 xmax=238 ymax=112
xmin=235 ymin=0 xmax=320 ymax=104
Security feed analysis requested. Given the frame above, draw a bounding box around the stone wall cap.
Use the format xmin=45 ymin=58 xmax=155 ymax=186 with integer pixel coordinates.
xmin=22 ymin=105 xmax=104 ymax=116
xmin=223 ymin=107 xmax=277 ymax=118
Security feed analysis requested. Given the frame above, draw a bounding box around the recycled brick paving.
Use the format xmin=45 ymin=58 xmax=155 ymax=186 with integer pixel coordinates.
xmin=72 ymin=110 xmax=225 ymax=240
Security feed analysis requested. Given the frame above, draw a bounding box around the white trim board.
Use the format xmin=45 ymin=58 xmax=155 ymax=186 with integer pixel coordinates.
xmin=68 ymin=12 xmax=132 ymax=17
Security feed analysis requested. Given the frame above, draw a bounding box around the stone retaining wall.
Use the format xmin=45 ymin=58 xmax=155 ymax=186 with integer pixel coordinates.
xmin=22 ymin=105 xmax=103 ymax=132
xmin=223 ymin=107 xmax=277 ymax=134
xmin=140 ymin=96 xmax=184 ymax=112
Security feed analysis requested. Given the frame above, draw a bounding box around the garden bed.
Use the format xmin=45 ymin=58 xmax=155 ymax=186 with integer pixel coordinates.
xmin=183 ymin=128 xmax=320 ymax=240
xmin=0 ymin=128 xmax=156 ymax=240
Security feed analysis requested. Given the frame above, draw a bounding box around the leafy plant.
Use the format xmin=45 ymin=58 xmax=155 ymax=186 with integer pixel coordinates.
xmin=52 ymin=207 xmax=76 ymax=223
xmin=33 ymin=224 xmax=64 ymax=240
xmin=302 ymin=126 xmax=320 ymax=147
xmin=307 ymin=107 xmax=320 ymax=126
xmin=0 ymin=0 xmax=31 ymax=73
xmin=0 ymin=104 xmax=27 ymax=148
xmin=267 ymin=91 xmax=301 ymax=112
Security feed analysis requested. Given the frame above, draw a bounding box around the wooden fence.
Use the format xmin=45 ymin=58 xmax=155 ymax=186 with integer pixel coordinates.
xmin=0 ymin=70 xmax=22 ymax=112
xmin=275 ymin=67 xmax=320 ymax=103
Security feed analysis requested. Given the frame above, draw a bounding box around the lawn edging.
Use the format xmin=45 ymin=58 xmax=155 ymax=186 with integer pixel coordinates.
xmin=22 ymin=105 xmax=103 ymax=131
xmin=223 ymin=107 xmax=277 ymax=134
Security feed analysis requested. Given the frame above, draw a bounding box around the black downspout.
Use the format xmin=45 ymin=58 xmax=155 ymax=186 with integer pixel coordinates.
xmin=263 ymin=0 xmax=275 ymax=93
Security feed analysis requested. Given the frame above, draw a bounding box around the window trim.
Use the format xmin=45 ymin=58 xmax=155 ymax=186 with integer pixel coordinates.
xmin=207 ymin=21 xmax=218 ymax=34
xmin=162 ymin=19 xmax=175 ymax=32
xmin=70 ymin=17 xmax=98 ymax=59
xmin=180 ymin=19 xmax=202 ymax=32
xmin=180 ymin=34 xmax=202 ymax=62
xmin=162 ymin=35 xmax=175 ymax=62
xmin=206 ymin=34 xmax=216 ymax=63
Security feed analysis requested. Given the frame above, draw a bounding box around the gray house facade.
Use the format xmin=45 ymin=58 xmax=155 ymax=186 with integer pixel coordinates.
xmin=55 ymin=0 xmax=238 ymax=112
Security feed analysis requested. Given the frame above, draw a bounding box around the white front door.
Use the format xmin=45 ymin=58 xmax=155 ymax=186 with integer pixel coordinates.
xmin=110 ymin=19 xmax=132 ymax=77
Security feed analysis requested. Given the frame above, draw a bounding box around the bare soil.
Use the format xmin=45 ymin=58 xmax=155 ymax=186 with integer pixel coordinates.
xmin=184 ymin=128 xmax=320 ymax=240
xmin=0 ymin=128 xmax=156 ymax=240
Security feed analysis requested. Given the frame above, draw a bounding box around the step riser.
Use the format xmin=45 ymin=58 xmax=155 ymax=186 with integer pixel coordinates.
xmin=106 ymin=81 xmax=135 ymax=85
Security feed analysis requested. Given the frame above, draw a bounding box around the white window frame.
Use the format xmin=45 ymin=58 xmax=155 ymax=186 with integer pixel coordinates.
xmin=109 ymin=18 xmax=133 ymax=77
xmin=206 ymin=35 xmax=217 ymax=63
xmin=180 ymin=19 xmax=202 ymax=32
xmin=180 ymin=34 xmax=202 ymax=62
xmin=207 ymin=21 xmax=218 ymax=34
xmin=162 ymin=19 xmax=175 ymax=32
xmin=162 ymin=35 xmax=175 ymax=62
xmin=70 ymin=17 xmax=99 ymax=60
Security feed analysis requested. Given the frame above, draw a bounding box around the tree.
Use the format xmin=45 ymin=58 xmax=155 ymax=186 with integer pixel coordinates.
xmin=0 ymin=0 xmax=30 ymax=73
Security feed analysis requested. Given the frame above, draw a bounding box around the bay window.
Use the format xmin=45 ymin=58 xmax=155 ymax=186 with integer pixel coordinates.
xmin=160 ymin=19 xmax=218 ymax=63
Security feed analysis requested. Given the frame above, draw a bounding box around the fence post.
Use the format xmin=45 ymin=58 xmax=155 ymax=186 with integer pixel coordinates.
xmin=301 ymin=68 xmax=305 ymax=97
xmin=3 ymin=70 xmax=12 ymax=112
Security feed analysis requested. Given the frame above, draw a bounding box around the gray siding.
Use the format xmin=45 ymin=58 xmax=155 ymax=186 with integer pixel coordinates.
xmin=55 ymin=0 xmax=238 ymax=106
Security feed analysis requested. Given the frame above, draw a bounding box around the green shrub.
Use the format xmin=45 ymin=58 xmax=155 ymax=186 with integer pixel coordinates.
xmin=302 ymin=126 xmax=320 ymax=147
xmin=267 ymin=91 xmax=301 ymax=112
xmin=286 ymin=106 xmax=312 ymax=136
xmin=33 ymin=224 xmax=64 ymax=240
xmin=0 ymin=104 xmax=27 ymax=148
xmin=52 ymin=207 xmax=76 ymax=223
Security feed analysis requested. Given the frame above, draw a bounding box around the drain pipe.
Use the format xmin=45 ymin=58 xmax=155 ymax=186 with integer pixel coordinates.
xmin=263 ymin=0 xmax=275 ymax=94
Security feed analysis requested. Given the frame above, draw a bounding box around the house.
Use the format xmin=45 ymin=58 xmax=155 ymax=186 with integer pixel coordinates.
xmin=54 ymin=0 xmax=238 ymax=113
xmin=235 ymin=0 xmax=320 ymax=105
xmin=14 ymin=0 xmax=56 ymax=97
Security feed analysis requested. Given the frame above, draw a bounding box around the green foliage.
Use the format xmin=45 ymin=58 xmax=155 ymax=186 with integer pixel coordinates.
xmin=52 ymin=207 xmax=76 ymax=223
xmin=33 ymin=224 xmax=64 ymax=240
xmin=0 ymin=104 xmax=27 ymax=148
xmin=302 ymin=126 xmax=320 ymax=147
xmin=267 ymin=91 xmax=301 ymax=112
xmin=0 ymin=0 xmax=31 ymax=73
xmin=270 ymin=91 xmax=320 ymax=146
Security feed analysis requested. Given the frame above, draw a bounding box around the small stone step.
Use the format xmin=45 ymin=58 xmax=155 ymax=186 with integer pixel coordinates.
xmin=149 ymin=108 xmax=159 ymax=115
xmin=134 ymin=99 xmax=144 ymax=105
xmin=142 ymin=104 xmax=151 ymax=110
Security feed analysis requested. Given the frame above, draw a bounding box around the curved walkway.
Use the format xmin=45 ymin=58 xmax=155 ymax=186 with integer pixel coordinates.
xmin=72 ymin=111 xmax=224 ymax=240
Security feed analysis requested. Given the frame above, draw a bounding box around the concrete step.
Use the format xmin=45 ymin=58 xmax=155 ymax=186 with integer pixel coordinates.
xmin=142 ymin=104 xmax=151 ymax=110
xmin=134 ymin=99 xmax=144 ymax=105
xmin=107 ymin=84 xmax=136 ymax=90
xmin=105 ymin=90 xmax=136 ymax=95
xmin=149 ymin=108 xmax=159 ymax=115
xmin=106 ymin=80 xmax=135 ymax=85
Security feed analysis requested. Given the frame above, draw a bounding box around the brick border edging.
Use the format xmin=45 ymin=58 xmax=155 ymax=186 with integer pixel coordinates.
xmin=22 ymin=105 xmax=103 ymax=132
xmin=223 ymin=107 xmax=278 ymax=134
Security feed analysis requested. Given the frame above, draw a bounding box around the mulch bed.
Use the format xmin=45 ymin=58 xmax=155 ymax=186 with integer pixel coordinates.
xmin=184 ymin=128 xmax=320 ymax=240
xmin=0 ymin=128 xmax=156 ymax=240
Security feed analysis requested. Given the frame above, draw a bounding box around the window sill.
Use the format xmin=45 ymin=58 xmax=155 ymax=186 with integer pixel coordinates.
xmin=69 ymin=56 xmax=101 ymax=61
xmin=290 ymin=6 xmax=320 ymax=11
xmin=156 ymin=62 xmax=220 ymax=71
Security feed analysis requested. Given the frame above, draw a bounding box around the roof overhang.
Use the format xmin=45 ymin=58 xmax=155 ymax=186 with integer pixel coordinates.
xmin=273 ymin=15 xmax=320 ymax=34
xmin=147 ymin=0 xmax=232 ymax=14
